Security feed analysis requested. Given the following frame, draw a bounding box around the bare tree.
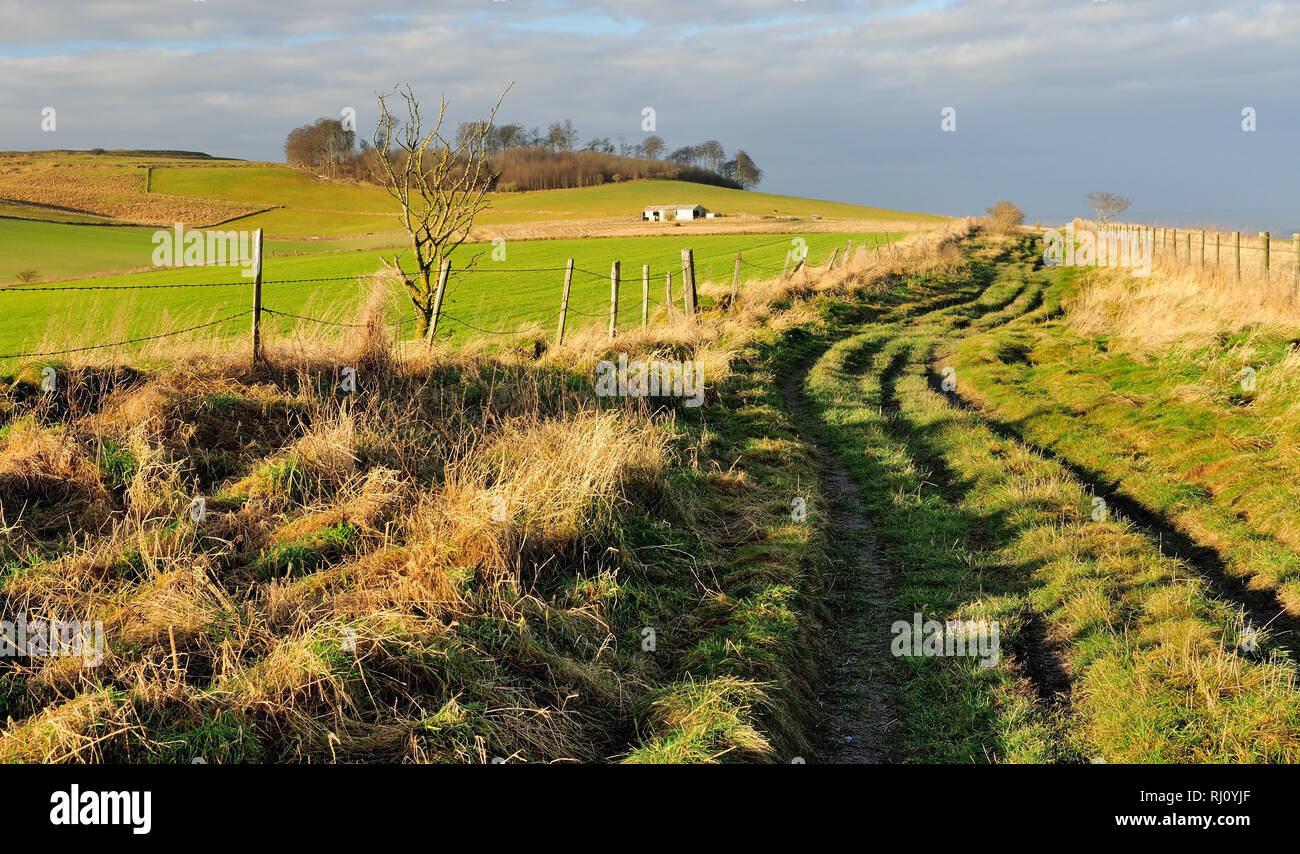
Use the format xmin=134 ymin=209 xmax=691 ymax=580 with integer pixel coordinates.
xmin=642 ymin=135 xmax=666 ymax=160
xmin=730 ymin=150 xmax=762 ymax=189
xmin=547 ymin=119 xmax=578 ymax=152
xmin=285 ymin=117 xmax=356 ymax=177
xmin=698 ymin=140 xmax=726 ymax=174
xmin=985 ymin=199 xmax=1024 ymax=233
xmin=373 ymin=83 xmax=512 ymax=339
xmin=1085 ymin=192 xmax=1132 ymax=223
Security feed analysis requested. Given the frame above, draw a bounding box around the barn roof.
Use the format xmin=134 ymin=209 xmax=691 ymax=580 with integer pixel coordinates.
xmin=643 ymin=203 xmax=704 ymax=211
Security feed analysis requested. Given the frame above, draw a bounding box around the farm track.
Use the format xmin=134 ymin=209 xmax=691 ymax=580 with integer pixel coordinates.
xmin=785 ymin=249 xmax=1077 ymax=760
xmin=781 ymin=353 xmax=897 ymax=763
xmin=877 ymin=262 xmax=1076 ymax=711
xmin=791 ymin=237 xmax=1300 ymax=761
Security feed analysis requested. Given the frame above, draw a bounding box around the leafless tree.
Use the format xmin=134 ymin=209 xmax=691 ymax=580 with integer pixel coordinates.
xmin=1085 ymin=192 xmax=1132 ymax=223
xmin=642 ymin=135 xmax=666 ymax=160
xmin=373 ymin=82 xmax=512 ymax=339
xmin=985 ymin=199 xmax=1024 ymax=233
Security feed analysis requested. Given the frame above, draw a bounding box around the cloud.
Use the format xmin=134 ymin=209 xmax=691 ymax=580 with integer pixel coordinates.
xmin=0 ymin=0 xmax=1295 ymax=229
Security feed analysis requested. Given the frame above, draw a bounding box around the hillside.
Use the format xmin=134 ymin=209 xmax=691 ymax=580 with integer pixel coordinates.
xmin=1 ymin=152 xmax=947 ymax=239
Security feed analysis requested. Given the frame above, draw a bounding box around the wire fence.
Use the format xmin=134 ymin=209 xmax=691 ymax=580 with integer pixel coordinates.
xmin=1 ymin=231 xmax=885 ymax=361
xmin=1069 ymin=219 xmax=1300 ymax=291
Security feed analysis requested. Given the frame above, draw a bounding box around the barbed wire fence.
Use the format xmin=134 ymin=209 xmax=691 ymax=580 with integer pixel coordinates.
xmin=1 ymin=226 xmax=884 ymax=364
xmin=1069 ymin=220 xmax=1300 ymax=295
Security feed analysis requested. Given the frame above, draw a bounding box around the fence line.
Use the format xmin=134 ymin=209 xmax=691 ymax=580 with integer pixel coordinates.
xmin=0 ymin=310 xmax=253 ymax=361
xmin=1070 ymin=219 xmax=1300 ymax=296
xmin=2 ymin=232 xmax=887 ymax=363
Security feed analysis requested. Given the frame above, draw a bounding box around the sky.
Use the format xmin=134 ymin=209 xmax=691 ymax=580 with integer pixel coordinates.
xmin=1 ymin=0 xmax=1296 ymax=231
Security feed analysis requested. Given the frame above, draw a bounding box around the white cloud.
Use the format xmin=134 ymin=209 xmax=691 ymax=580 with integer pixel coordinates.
xmin=0 ymin=0 xmax=1295 ymax=228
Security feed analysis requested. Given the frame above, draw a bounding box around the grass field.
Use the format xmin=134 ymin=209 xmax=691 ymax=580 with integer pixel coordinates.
xmin=0 ymin=217 xmax=417 ymax=284
xmin=3 ymin=152 xmax=947 ymax=244
xmin=0 ymin=230 xmax=905 ymax=368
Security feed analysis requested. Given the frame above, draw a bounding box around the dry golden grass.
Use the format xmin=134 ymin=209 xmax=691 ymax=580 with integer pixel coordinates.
xmin=1069 ymin=247 xmax=1300 ymax=353
xmin=0 ymin=155 xmax=265 ymax=226
xmin=0 ymin=218 xmax=976 ymax=764
xmin=469 ymin=216 xmax=943 ymax=242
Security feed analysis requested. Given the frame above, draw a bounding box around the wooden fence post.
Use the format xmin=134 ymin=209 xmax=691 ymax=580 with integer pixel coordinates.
xmin=1199 ymin=230 xmax=1205 ymax=268
xmin=665 ymin=271 xmax=673 ymax=315
xmin=681 ymin=248 xmax=697 ymax=321
xmin=1293 ymin=233 xmax=1300 ymax=297
xmin=1260 ymin=232 xmax=1270 ymax=276
xmin=426 ymin=259 xmax=450 ymax=347
xmin=827 ymin=248 xmax=839 ymax=269
xmin=1216 ymin=233 xmax=1221 ymax=268
xmin=555 ymin=259 xmax=573 ymax=346
xmin=608 ymin=261 xmax=620 ymax=339
xmin=781 ymin=251 xmax=790 ymax=279
xmin=642 ymin=264 xmax=650 ymax=327
xmin=250 ymin=228 xmax=263 ymax=368
xmin=731 ymin=252 xmax=742 ymax=311
xmin=1233 ymin=232 xmax=1241 ymax=281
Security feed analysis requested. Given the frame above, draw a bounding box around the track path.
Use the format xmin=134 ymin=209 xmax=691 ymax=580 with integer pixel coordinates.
xmin=785 ymin=237 xmax=1299 ymax=763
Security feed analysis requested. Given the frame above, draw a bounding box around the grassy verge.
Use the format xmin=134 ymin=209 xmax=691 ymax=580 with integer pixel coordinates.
xmin=798 ymin=234 xmax=1300 ymax=762
xmin=949 ymin=247 xmax=1300 ymax=614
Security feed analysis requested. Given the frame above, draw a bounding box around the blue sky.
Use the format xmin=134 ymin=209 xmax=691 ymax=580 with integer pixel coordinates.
xmin=1 ymin=0 xmax=1296 ymax=231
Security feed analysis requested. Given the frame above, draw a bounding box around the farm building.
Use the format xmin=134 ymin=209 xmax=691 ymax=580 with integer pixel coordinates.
xmin=643 ymin=204 xmax=706 ymax=222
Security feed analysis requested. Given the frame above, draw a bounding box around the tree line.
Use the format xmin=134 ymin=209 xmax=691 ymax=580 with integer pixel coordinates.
xmin=283 ymin=116 xmax=762 ymax=191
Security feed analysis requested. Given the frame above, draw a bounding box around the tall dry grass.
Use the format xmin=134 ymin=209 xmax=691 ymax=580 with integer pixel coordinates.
xmin=0 ymin=219 xmax=976 ymax=763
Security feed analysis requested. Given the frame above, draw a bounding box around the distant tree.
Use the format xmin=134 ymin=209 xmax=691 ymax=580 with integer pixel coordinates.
xmin=494 ymin=123 xmax=526 ymax=150
xmin=730 ymin=150 xmax=762 ymax=189
xmin=668 ymin=145 xmax=698 ymax=166
xmin=284 ymin=117 xmax=356 ymax=177
xmin=985 ymin=199 xmax=1024 ymax=232
xmin=1085 ymin=191 xmax=1132 ymax=222
xmin=642 ymin=135 xmax=666 ymax=160
xmin=699 ymin=140 xmax=726 ymax=174
xmin=16 ymin=269 xmax=40 ymax=283
xmin=584 ymin=136 xmax=615 ymax=154
xmin=547 ymin=120 xmax=579 ymax=152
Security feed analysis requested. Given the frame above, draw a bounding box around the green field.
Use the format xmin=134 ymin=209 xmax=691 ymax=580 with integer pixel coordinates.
xmin=0 ymin=230 xmax=902 ymax=368
xmin=1 ymin=153 xmax=942 ymax=368
xmin=150 ymin=169 xmax=948 ymax=236
xmin=0 ymin=217 xmax=417 ymax=284
xmin=1 ymin=218 xmax=164 ymax=281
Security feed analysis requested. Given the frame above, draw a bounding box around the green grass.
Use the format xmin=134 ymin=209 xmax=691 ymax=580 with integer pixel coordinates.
xmin=0 ymin=230 xmax=905 ymax=369
xmin=0 ymin=218 xmax=163 ymax=282
xmin=950 ymin=251 xmax=1300 ymax=614
xmin=0 ymin=217 xmax=413 ymax=285
xmin=794 ymin=235 xmax=1300 ymax=762
xmin=149 ymin=170 xmax=948 ymax=237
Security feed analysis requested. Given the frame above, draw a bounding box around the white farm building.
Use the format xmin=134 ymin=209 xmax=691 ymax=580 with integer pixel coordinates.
xmin=643 ymin=204 xmax=706 ymax=222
